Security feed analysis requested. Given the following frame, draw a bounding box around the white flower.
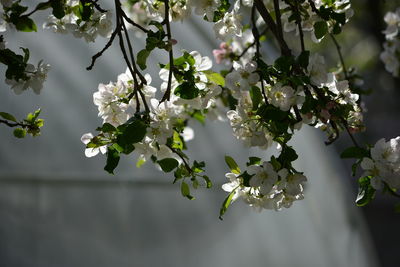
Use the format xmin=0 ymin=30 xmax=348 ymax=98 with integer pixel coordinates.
xmin=383 ymin=10 xmax=400 ymax=40
xmin=222 ymin=172 xmax=243 ymax=202
xmin=248 ymin=162 xmax=278 ymax=195
xmin=192 ymin=0 xmax=220 ymax=21
xmin=93 ymin=82 xmax=130 ymax=127
xmin=225 ymin=61 xmax=259 ymax=98
xmin=81 ymin=133 xmax=107 ymax=158
xmin=213 ymin=0 xmax=242 ymax=40
xmin=6 ymin=60 xmax=50 ymax=95
xmin=360 ymin=137 xmax=400 ymax=190
xmin=268 ymin=83 xmax=295 ymax=111
xmin=308 ymin=54 xmax=328 ymax=86
xmin=371 ymin=137 xmax=400 ymax=164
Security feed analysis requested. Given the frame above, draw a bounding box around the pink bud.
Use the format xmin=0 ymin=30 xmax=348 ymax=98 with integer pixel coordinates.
xmin=326 ymin=101 xmax=336 ymax=110
xmin=320 ymin=109 xmax=331 ymax=121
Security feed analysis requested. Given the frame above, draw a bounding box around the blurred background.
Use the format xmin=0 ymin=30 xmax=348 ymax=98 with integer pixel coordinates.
xmin=0 ymin=0 xmax=399 ymax=266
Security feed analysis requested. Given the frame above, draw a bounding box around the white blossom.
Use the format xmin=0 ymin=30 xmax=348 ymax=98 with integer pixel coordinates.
xmin=81 ymin=133 xmax=107 ymax=158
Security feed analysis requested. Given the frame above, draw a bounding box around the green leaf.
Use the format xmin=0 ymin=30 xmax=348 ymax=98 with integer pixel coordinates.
xmin=246 ymin=156 xmax=261 ymax=167
xmin=51 ymin=0 xmax=66 ymax=19
xmin=250 ymin=86 xmax=262 ymax=110
xmin=13 ymin=128 xmax=26 ymax=138
xmin=25 ymin=109 xmax=41 ymax=123
xmin=340 ymin=146 xmax=369 ymax=159
xmin=313 ymin=21 xmax=328 ymax=40
xmin=20 ymin=47 xmax=30 ymax=63
xmin=297 ymin=50 xmax=310 ymax=69
xmin=137 ymin=49 xmax=151 ymax=70
xmin=15 ymin=17 xmax=37 ymax=32
xmin=193 ymin=160 xmax=205 ymax=173
xmin=79 ymin=0 xmax=93 ymax=21
xmin=174 ymin=82 xmax=199 ymax=99
xmin=136 ymin=157 xmax=146 ymax=168
xmin=191 ymin=110 xmax=206 ymax=124
xmin=104 ymin=146 xmax=120 ymax=174
xmin=331 ymin=11 xmax=346 ymax=25
xmin=204 ymin=71 xmax=225 ymax=86
xmin=356 ymin=176 xmax=376 ymax=206
xmin=270 ymin=156 xmax=282 ymax=171
xmin=278 ymin=146 xmax=298 ymax=167
xmin=171 ymin=131 xmax=184 ymax=150
xmin=181 ymin=181 xmax=195 ymax=200
xmin=100 ymin=123 xmax=116 ymax=133
xmin=219 ymin=189 xmax=236 ymax=220
xmin=201 ymin=175 xmax=212 ymax=188
xmin=118 ymin=119 xmax=147 ymax=146
xmin=183 ymin=51 xmax=195 ymax=66
xmin=274 ymin=55 xmax=295 ymax=73
xmin=224 ymin=155 xmax=241 ymax=174
xmin=0 ymin=112 xmax=17 ymax=122
xmin=157 ymin=158 xmax=179 ymax=172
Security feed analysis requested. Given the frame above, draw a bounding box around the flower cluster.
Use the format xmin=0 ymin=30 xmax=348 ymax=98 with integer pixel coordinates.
xmin=44 ymin=0 xmax=112 ymax=43
xmin=280 ymin=0 xmax=353 ymax=43
xmin=380 ymin=8 xmax=400 ymax=77
xmin=0 ymin=37 xmax=50 ymax=95
xmin=82 ymin=50 xmax=225 ymax=171
xmin=222 ymin=158 xmax=307 ymax=212
xmin=6 ymin=60 xmax=50 ymax=95
xmin=360 ymin=137 xmax=400 ymax=190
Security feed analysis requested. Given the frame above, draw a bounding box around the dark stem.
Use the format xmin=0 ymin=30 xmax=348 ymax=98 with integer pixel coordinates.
xmin=168 ymin=145 xmax=193 ymax=174
xmin=160 ymin=0 xmax=174 ymax=103
xmin=87 ymin=28 xmax=118 ymax=70
xmin=273 ymin=0 xmax=284 ymax=42
xmin=0 ymin=119 xmax=29 ymax=128
xmin=121 ymin=11 xmax=149 ymax=33
xmin=330 ymin=33 xmax=349 ymax=79
xmin=254 ymin=0 xmax=291 ymax=56
xmin=251 ymin=5 xmax=269 ymax=104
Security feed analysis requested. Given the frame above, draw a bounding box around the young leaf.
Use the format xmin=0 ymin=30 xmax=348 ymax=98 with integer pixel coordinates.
xmin=204 ymin=71 xmax=225 ymax=86
xmin=201 ymin=175 xmax=212 ymax=188
xmin=356 ymin=176 xmax=376 ymax=206
xmin=13 ymin=128 xmax=26 ymax=138
xmin=246 ymin=156 xmax=261 ymax=167
xmin=181 ymin=181 xmax=195 ymax=200
xmin=224 ymin=155 xmax=241 ymax=174
xmin=219 ymin=189 xmax=236 ymax=220
xmin=15 ymin=17 xmax=37 ymax=32
xmin=0 ymin=112 xmax=17 ymax=122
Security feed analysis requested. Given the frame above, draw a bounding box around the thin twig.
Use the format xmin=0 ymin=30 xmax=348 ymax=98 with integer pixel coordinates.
xmin=121 ymin=11 xmax=149 ymax=33
xmin=88 ymin=0 xmax=107 ymax=13
xmin=160 ymin=0 xmax=174 ymax=103
xmin=87 ymin=28 xmax=118 ymax=70
xmin=0 ymin=119 xmax=28 ymax=128
xmin=168 ymin=145 xmax=193 ymax=174
xmin=251 ymin=5 xmax=269 ymax=104
xmin=254 ymin=0 xmax=291 ymax=56
xmin=330 ymin=33 xmax=349 ymax=79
